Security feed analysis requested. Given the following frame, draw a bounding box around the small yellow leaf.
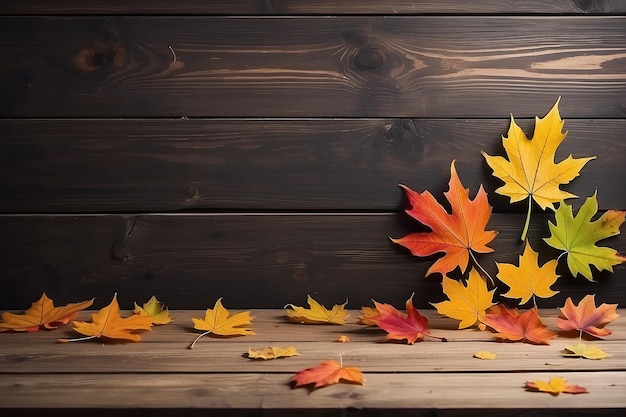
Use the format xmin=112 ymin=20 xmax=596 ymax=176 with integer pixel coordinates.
xmin=336 ymin=335 xmax=351 ymax=343
xmin=247 ymin=346 xmax=299 ymax=360
xmin=473 ymin=351 xmax=496 ymax=360
xmin=134 ymin=295 xmax=173 ymax=325
xmin=563 ymin=343 xmax=612 ymax=360
xmin=189 ymin=298 xmax=254 ymax=349
xmin=285 ymin=295 xmax=349 ymax=325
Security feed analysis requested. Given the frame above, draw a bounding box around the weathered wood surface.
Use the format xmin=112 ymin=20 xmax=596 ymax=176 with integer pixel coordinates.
xmin=0 ymin=310 xmax=624 ymax=414
xmin=3 ymin=0 xmax=625 ymax=15
xmin=1 ymin=214 xmax=624 ymax=310
xmin=2 ymin=118 xmax=623 ymax=213
xmin=1 ymin=17 xmax=625 ymax=118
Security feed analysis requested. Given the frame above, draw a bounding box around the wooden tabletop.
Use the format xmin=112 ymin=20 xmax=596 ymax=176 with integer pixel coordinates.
xmin=0 ymin=309 xmax=624 ymax=415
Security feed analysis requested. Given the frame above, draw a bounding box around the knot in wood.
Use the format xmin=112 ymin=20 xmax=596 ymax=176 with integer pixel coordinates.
xmin=72 ymin=36 xmax=127 ymax=73
xmin=354 ymin=48 xmax=386 ymax=70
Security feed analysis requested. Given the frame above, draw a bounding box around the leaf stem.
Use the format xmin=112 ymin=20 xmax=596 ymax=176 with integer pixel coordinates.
xmin=188 ymin=330 xmax=212 ymax=349
xmin=521 ymin=197 xmax=532 ymax=241
xmin=57 ymin=335 xmax=97 ymax=343
xmin=469 ymin=250 xmax=494 ymax=287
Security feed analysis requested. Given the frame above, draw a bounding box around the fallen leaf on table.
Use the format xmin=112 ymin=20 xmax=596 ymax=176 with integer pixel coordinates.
xmin=563 ymin=343 xmax=611 ymax=360
xmin=391 ymin=160 xmax=497 ymax=277
xmin=134 ymin=295 xmax=173 ymax=325
xmin=556 ymin=294 xmax=619 ymax=338
xmin=247 ymin=346 xmax=299 ymax=360
xmin=525 ymin=377 xmax=588 ymax=395
xmin=371 ymin=294 xmax=444 ymax=344
xmin=495 ymin=241 xmax=559 ymax=306
xmin=292 ymin=360 xmax=365 ymax=389
xmin=473 ymin=351 xmax=496 ymax=360
xmin=285 ymin=295 xmax=349 ymax=325
xmin=0 ymin=292 xmax=93 ymax=332
xmin=357 ymin=306 xmax=379 ymax=326
xmin=57 ymin=294 xmax=152 ymax=343
xmin=189 ymin=298 xmax=254 ymax=349
xmin=432 ymin=268 xmax=496 ymax=329
xmin=544 ymin=192 xmax=626 ymax=281
xmin=481 ymin=305 xmax=557 ymax=345
xmin=482 ymin=97 xmax=595 ymax=240
xmin=336 ymin=335 xmax=350 ymax=343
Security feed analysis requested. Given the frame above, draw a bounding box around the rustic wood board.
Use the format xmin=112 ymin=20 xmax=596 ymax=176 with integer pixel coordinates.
xmin=1 ymin=17 xmax=625 ymax=117
xmin=2 ymin=118 xmax=623 ymax=213
xmin=1 ymin=214 xmax=624 ymax=310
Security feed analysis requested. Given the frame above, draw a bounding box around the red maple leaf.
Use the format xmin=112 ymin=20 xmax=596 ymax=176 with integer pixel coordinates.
xmin=481 ymin=304 xmax=557 ymax=345
xmin=291 ymin=360 xmax=364 ymax=389
xmin=370 ymin=295 xmax=442 ymax=344
xmin=391 ymin=160 xmax=497 ymax=277
xmin=556 ymin=294 xmax=619 ymax=338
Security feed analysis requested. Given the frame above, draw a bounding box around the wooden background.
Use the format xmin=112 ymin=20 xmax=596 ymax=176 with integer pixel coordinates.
xmin=1 ymin=1 xmax=625 ymax=310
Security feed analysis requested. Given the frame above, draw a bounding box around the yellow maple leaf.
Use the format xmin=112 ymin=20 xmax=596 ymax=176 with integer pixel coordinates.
xmin=495 ymin=241 xmax=559 ymax=306
xmin=482 ymin=98 xmax=595 ymax=240
xmin=431 ymin=268 xmax=496 ymax=329
xmin=57 ymin=294 xmax=152 ymax=343
xmin=189 ymin=298 xmax=254 ymax=349
xmin=247 ymin=346 xmax=300 ymax=360
xmin=285 ymin=295 xmax=349 ymax=325
xmin=0 ymin=292 xmax=93 ymax=332
xmin=525 ymin=377 xmax=588 ymax=395
xmin=134 ymin=295 xmax=173 ymax=325
xmin=563 ymin=343 xmax=611 ymax=360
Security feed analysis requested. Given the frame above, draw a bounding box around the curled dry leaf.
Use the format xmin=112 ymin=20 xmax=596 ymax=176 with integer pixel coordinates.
xmin=285 ymin=295 xmax=349 ymax=325
xmin=525 ymin=377 xmax=588 ymax=396
xmin=292 ymin=360 xmax=365 ymax=389
xmin=556 ymin=294 xmax=619 ymax=338
xmin=0 ymin=292 xmax=93 ymax=332
xmin=134 ymin=295 xmax=172 ymax=325
xmin=58 ymin=294 xmax=152 ymax=343
xmin=336 ymin=335 xmax=350 ymax=343
xmin=563 ymin=343 xmax=611 ymax=360
xmin=481 ymin=305 xmax=557 ymax=345
xmin=247 ymin=346 xmax=299 ymax=360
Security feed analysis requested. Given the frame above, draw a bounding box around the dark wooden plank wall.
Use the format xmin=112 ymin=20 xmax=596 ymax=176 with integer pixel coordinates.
xmin=1 ymin=1 xmax=625 ymax=310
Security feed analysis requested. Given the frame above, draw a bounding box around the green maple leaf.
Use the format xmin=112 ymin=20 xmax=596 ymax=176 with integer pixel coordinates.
xmin=544 ymin=192 xmax=626 ymax=280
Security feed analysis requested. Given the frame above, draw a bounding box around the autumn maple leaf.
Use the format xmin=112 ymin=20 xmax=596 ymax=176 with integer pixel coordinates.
xmin=0 ymin=293 xmax=93 ymax=332
xmin=134 ymin=295 xmax=173 ymax=325
xmin=495 ymin=241 xmax=559 ymax=306
xmin=525 ymin=377 xmax=588 ymax=396
xmin=482 ymin=98 xmax=595 ymax=240
xmin=481 ymin=305 xmax=557 ymax=345
xmin=391 ymin=160 xmax=497 ymax=277
xmin=544 ymin=192 xmax=626 ymax=281
xmin=431 ymin=268 xmax=496 ymax=329
xmin=58 ymin=294 xmax=152 ymax=343
xmin=247 ymin=346 xmax=300 ymax=360
xmin=291 ymin=360 xmax=365 ymax=389
xmin=556 ymin=294 xmax=619 ymax=338
xmin=189 ymin=298 xmax=254 ymax=349
xmin=285 ymin=295 xmax=349 ymax=325
xmin=371 ymin=294 xmax=443 ymax=344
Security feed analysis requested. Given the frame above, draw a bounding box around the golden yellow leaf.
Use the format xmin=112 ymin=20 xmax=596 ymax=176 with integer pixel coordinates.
xmin=134 ymin=295 xmax=173 ymax=325
xmin=247 ymin=346 xmax=299 ymax=360
xmin=563 ymin=343 xmax=611 ymax=360
xmin=0 ymin=293 xmax=93 ymax=332
xmin=57 ymin=294 xmax=152 ymax=343
xmin=525 ymin=377 xmax=588 ymax=395
xmin=285 ymin=295 xmax=349 ymax=325
xmin=482 ymin=98 xmax=595 ymax=240
xmin=495 ymin=241 xmax=559 ymax=305
xmin=189 ymin=298 xmax=254 ymax=349
xmin=431 ymin=268 xmax=496 ymax=329
xmin=473 ymin=351 xmax=496 ymax=360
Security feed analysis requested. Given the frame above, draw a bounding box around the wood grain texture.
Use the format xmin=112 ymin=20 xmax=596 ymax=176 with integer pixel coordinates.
xmin=3 ymin=0 xmax=626 ymax=15
xmin=2 ymin=118 xmax=624 ymax=213
xmin=1 ymin=213 xmax=624 ymax=310
xmin=1 ymin=16 xmax=625 ymax=117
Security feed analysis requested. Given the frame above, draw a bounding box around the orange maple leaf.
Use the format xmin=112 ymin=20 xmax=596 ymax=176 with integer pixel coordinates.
xmin=481 ymin=305 xmax=557 ymax=345
xmin=291 ymin=360 xmax=365 ymax=389
xmin=525 ymin=377 xmax=588 ymax=396
xmin=391 ymin=160 xmax=497 ymax=277
xmin=556 ymin=294 xmax=619 ymax=339
xmin=0 ymin=293 xmax=93 ymax=332
xmin=370 ymin=295 xmax=443 ymax=344
xmin=57 ymin=294 xmax=152 ymax=343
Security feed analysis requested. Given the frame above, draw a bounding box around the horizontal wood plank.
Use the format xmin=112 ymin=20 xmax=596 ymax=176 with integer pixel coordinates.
xmin=3 ymin=1 xmax=626 ymax=15
xmin=2 ymin=119 xmax=624 ymax=213
xmin=1 ymin=214 xmax=624 ymax=310
xmin=1 ymin=17 xmax=625 ymax=117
